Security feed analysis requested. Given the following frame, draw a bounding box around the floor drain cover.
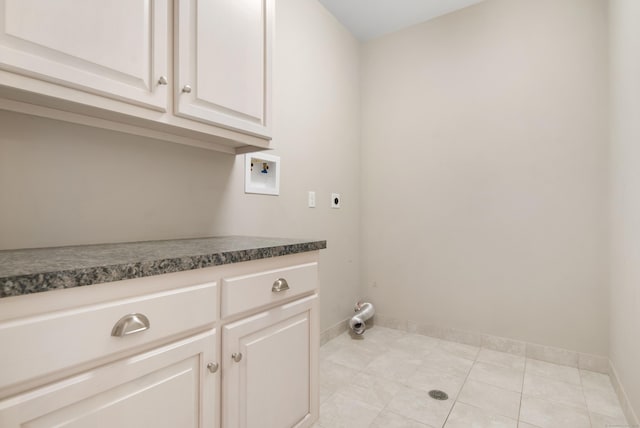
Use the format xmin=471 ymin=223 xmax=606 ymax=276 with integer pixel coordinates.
xmin=428 ymin=390 xmax=449 ymax=401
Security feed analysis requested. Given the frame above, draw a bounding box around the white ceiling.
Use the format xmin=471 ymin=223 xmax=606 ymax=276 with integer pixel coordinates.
xmin=318 ymin=0 xmax=485 ymax=41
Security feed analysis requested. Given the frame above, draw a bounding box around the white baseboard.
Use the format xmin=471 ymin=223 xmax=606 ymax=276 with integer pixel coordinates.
xmin=371 ymin=313 xmax=609 ymax=373
xmin=319 ymin=317 xmax=349 ymax=346
xmin=610 ymin=360 xmax=640 ymax=427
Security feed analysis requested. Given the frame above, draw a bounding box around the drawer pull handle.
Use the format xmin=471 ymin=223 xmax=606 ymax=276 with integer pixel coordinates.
xmin=111 ymin=313 xmax=150 ymax=337
xmin=232 ymin=352 xmax=243 ymax=363
xmin=272 ymin=278 xmax=290 ymax=293
xmin=207 ymin=362 xmax=219 ymax=373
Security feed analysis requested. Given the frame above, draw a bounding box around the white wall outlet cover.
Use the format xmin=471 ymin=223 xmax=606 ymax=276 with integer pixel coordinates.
xmin=245 ymin=153 xmax=280 ymax=195
xmin=331 ymin=193 xmax=341 ymax=208
xmin=308 ymin=191 xmax=316 ymax=208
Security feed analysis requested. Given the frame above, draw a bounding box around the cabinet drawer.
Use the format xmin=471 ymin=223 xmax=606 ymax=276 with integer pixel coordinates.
xmin=221 ymin=262 xmax=317 ymax=318
xmin=0 ymin=281 xmax=217 ymax=391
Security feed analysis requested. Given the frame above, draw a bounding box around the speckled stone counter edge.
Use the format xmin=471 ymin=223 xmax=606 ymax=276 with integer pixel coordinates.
xmin=1 ymin=241 xmax=326 ymax=299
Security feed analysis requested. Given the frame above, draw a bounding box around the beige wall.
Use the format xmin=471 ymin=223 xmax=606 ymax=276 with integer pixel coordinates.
xmin=360 ymin=0 xmax=610 ymax=355
xmin=0 ymin=0 xmax=620 ymax=358
xmin=609 ymin=0 xmax=640 ymax=421
xmin=0 ymin=0 xmax=361 ymax=331
xmin=211 ymin=0 xmax=362 ymax=330
xmin=0 ymin=112 xmax=233 ymax=248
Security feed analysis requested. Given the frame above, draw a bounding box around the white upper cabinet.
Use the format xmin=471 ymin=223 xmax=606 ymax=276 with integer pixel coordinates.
xmin=0 ymin=0 xmax=274 ymax=153
xmin=0 ymin=0 xmax=169 ymax=110
xmin=176 ymin=0 xmax=273 ymax=138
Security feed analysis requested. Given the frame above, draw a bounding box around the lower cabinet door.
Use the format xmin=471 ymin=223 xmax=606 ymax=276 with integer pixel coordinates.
xmin=222 ymin=294 xmax=319 ymax=428
xmin=0 ymin=329 xmax=218 ymax=428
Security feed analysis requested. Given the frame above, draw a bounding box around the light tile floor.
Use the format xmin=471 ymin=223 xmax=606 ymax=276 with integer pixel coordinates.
xmin=315 ymin=326 xmax=630 ymax=428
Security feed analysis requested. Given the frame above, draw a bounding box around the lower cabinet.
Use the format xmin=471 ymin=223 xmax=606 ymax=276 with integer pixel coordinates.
xmin=0 ymin=329 xmax=218 ymax=428
xmin=0 ymin=251 xmax=320 ymax=428
xmin=222 ymin=294 xmax=319 ymax=428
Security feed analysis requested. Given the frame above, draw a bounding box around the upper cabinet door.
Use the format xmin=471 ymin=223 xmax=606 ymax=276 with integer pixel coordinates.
xmin=176 ymin=0 xmax=273 ymax=138
xmin=0 ymin=0 xmax=169 ymax=110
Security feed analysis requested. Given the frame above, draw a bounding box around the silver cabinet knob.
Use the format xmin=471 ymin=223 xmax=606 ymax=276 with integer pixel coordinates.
xmin=272 ymin=278 xmax=290 ymax=293
xmin=157 ymin=76 xmax=168 ymax=85
xmin=182 ymin=84 xmax=192 ymax=93
xmin=207 ymin=362 xmax=219 ymax=373
xmin=232 ymin=352 xmax=243 ymax=363
xmin=111 ymin=313 xmax=150 ymax=337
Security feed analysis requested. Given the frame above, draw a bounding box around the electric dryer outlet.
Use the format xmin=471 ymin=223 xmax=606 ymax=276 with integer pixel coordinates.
xmin=331 ymin=193 xmax=341 ymax=208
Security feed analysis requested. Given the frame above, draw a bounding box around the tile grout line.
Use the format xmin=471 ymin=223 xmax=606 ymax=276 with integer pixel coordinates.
xmin=338 ymin=329 xmax=428 ymax=427
xmin=578 ymin=368 xmax=595 ymax=428
xmin=385 ymin=333 xmax=437 ymax=427
xmin=370 ymin=400 xmax=391 ymax=427
xmin=525 ymin=361 xmax=595 ymax=417
xmin=453 ymin=348 xmax=527 ymax=425
xmin=394 ymin=334 xmax=447 ymax=428
xmin=366 ymin=329 xmax=436 ymax=427
xmin=524 ymin=364 xmax=597 ymax=428
xmin=440 ymin=345 xmax=481 ymax=427
xmin=517 ymin=357 xmax=527 ymax=426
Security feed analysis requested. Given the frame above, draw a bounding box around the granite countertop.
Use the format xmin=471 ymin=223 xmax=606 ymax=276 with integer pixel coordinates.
xmin=0 ymin=236 xmax=326 ymax=298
